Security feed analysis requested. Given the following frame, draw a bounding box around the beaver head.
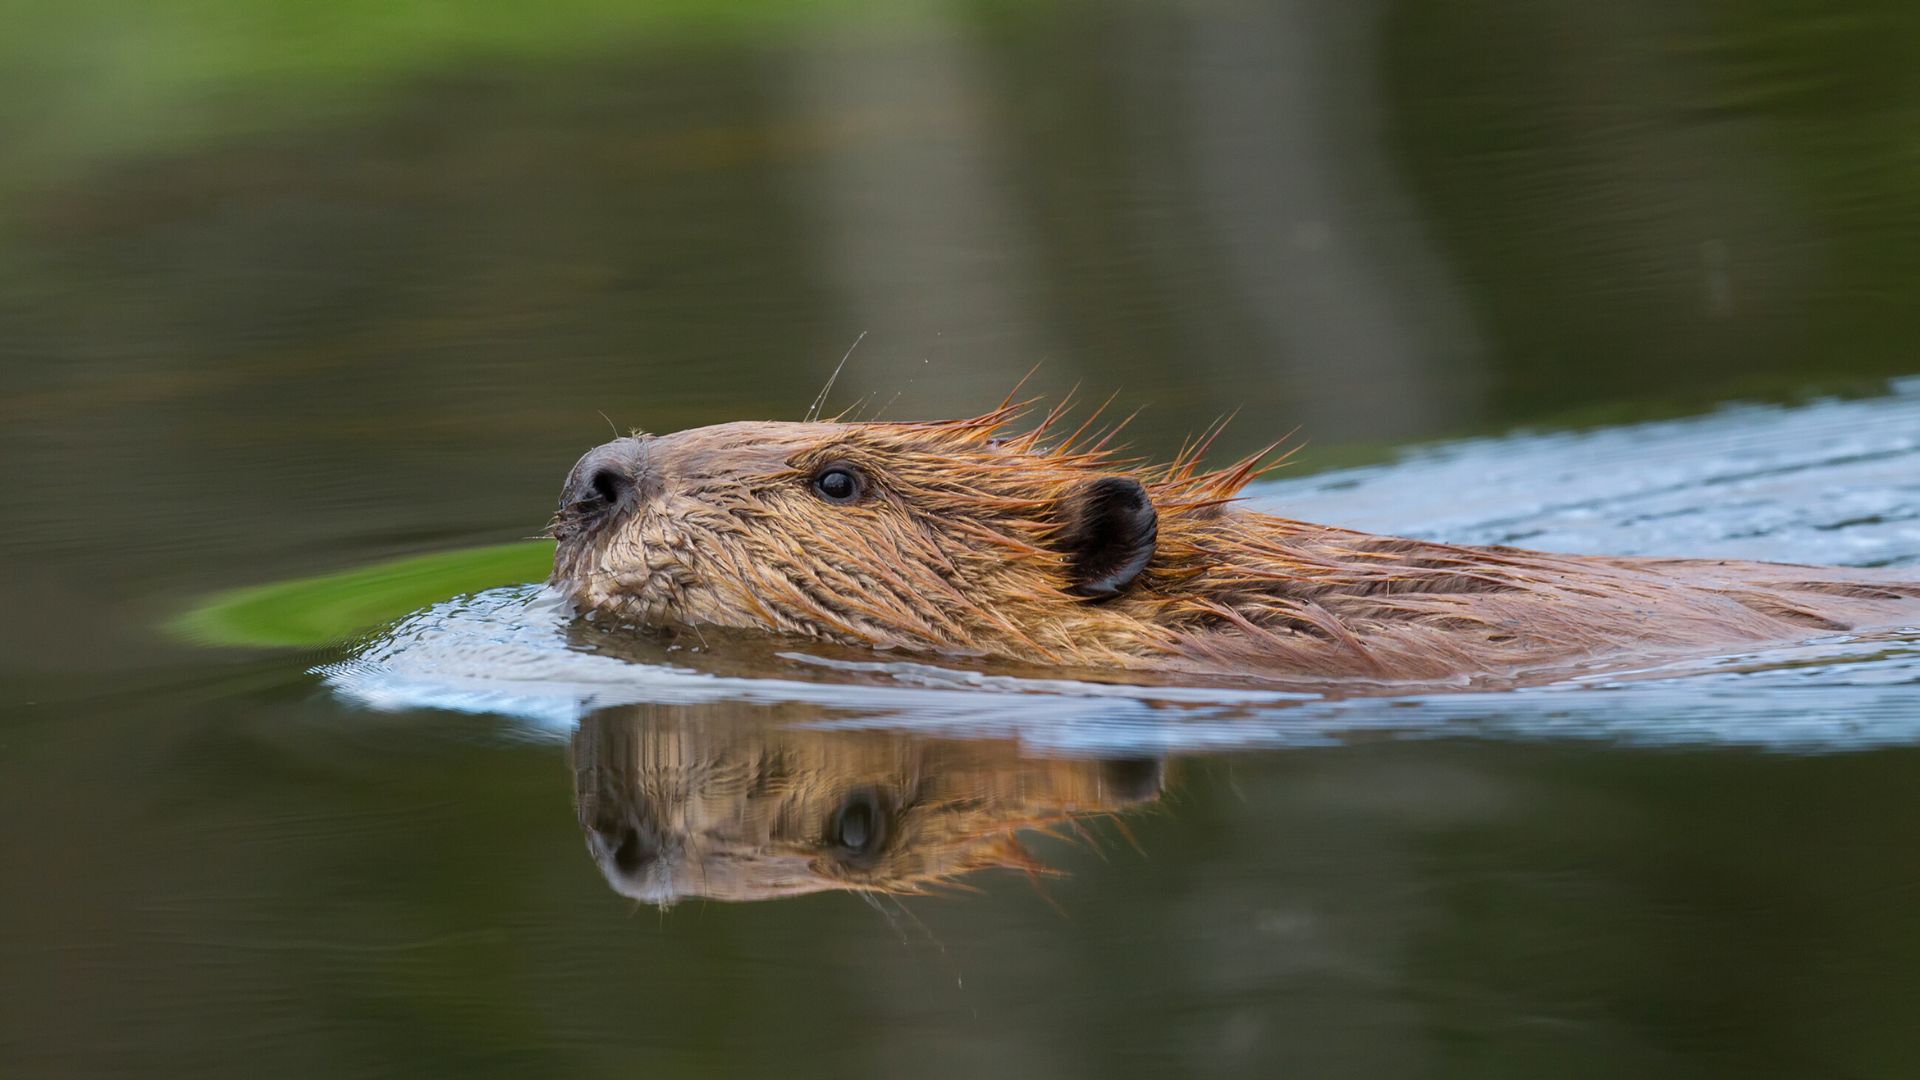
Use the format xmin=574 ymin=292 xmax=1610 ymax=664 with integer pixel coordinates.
xmin=548 ymin=404 xmax=1256 ymax=666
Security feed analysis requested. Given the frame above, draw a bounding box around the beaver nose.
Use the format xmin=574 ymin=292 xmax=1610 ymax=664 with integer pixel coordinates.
xmin=561 ymin=437 xmax=653 ymax=515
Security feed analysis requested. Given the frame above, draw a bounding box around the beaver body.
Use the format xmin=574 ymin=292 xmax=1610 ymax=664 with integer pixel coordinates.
xmin=550 ymin=406 xmax=1920 ymax=691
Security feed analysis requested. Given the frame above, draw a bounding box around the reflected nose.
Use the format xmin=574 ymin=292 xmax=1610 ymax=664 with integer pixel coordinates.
xmin=591 ymin=817 xmax=662 ymax=877
xmin=560 ymin=436 xmax=653 ymax=515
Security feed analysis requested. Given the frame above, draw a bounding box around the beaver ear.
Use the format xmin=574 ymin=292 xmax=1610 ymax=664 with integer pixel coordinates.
xmin=1057 ymin=476 xmax=1158 ymax=600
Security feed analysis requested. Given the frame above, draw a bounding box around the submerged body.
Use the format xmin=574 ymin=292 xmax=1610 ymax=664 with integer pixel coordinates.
xmin=550 ymin=407 xmax=1920 ymax=691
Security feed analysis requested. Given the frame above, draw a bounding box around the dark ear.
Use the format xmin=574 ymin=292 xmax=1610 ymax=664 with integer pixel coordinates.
xmin=1057 ymin=476 xmax=1158 ymax=600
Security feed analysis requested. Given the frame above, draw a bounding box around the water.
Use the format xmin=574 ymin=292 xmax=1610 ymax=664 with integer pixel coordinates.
xmin=7 ymin=1 xmax=1920 ymax=1076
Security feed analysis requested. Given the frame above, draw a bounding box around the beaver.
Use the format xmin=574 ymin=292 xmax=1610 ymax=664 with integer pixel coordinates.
xmin=572 ymin=705 xmax=1165 ymax=903
xmin=550 ymin=401 xmax=1920 ymax=690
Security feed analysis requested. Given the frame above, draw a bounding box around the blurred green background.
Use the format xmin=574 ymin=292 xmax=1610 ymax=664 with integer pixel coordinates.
xmin=4 ymin=1 xmax=1920 ymax=1076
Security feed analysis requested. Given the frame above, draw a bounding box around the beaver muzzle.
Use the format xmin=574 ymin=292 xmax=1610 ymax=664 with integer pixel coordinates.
xmin=554 ymin=436 xmax=654 ymax=542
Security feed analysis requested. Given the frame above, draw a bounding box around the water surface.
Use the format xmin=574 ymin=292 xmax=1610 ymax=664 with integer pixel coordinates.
xmin=6 ymin=2 xmax=1920 ymax=1077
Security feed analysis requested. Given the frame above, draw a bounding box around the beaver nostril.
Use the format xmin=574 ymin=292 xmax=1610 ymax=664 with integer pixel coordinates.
xmin=559 ymin=438 xmax=652 ymax=524
xmin=589 ymin=468 xmax=630 ymax=505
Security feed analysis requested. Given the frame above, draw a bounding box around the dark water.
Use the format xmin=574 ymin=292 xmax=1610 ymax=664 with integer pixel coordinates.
xmin=6 ymin=2 xmax=1920 ymax=1076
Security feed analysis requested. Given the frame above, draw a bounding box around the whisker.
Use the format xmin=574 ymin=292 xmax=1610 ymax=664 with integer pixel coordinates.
xmin=806 ymin=330 xmax=868 ymax=423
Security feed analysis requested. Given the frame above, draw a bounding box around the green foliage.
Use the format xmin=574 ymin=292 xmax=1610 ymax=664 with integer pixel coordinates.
xmin=169 ymin=540 xmax=556 ymax=648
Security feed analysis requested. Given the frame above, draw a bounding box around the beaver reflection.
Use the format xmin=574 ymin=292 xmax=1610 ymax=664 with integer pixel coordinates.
xmin=571 ymin=707 xmax=1166 ymax=905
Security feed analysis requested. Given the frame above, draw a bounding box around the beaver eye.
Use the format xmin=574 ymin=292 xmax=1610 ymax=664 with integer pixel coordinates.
xmin=811 ymin=464 xmax=865 ymax=504
xmin=827 ymin=787 xmax=890 ymax=866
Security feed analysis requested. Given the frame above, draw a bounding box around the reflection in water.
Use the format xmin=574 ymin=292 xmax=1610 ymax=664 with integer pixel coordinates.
xmin=1179 ymin=0 xmax=1483 ymax=439
xmin=782 ymin=23 xmax=1054 ymax=402
xmin=571 ymin=706 xmax=1166 ymax=904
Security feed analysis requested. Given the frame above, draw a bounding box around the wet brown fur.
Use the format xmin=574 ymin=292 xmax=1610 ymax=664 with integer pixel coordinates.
xmin=552 ymin=402 xmax=1920 ymax=691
